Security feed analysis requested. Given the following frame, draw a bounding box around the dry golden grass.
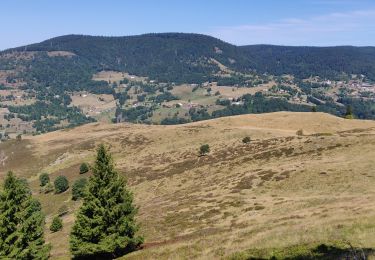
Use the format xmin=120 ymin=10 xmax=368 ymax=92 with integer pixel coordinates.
xmin=1 ymin=112 xmax=375 ymax=259
xmin=92 ymin=71 xmax=147 ymax=83
xmin=210 ymin=84 xmax=271 ymax=99
xmin=70 ymin=92 xmax=116 ymax=120
xmin=47 ymin=51 xmax=75 ymax=57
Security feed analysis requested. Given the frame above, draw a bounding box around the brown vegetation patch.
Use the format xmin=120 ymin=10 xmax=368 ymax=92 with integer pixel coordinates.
xmin=233 ymin=175 xmax=257 ymax=190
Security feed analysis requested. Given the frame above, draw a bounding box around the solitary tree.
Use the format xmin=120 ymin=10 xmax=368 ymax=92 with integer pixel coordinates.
xmin=50 ymin=216 xmax=63 ymax=232
xmin=54 ymin=176 xmax=69 ymax=194
xmin=79 ymin=163 xmax=89 ymax=174
xmin=199 ymin=144 xmax=210 ymax=156
xmin=0 ymin=172 xmax=50 ymax=259
xmin=70 ymin=144 xmax=143 ymax=259
xmin=39 ymin=172 xmax=50 ymax=187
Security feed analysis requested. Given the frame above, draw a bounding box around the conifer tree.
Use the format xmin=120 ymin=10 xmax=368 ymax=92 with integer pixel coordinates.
xmin=0 ymin=172 xmax=50 ymax=259
xmin=50 ymin=216 xmax=63 ymax=232
xmin=70 ymin=144 xmax=143 ymax=259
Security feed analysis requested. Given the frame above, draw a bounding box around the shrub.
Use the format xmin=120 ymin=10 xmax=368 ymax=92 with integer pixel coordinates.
xmin=54 ymin=176 xmax=69 ymax=194
xmin=345 ymin=105 xmax=354 ymax=119
xmin=79 ymin=163 xmax=89 ymax=174
xmin=50 ymin=216 xmax=63 ymax=232
xmin=72 ymin=178 xmax=87 ymax=200
xmin=296 ymin=129 xmax=304 ymax=136
xmin=242 ymin=136 xmax=251 ymax=144
xmin=199 ymin=144 xmax=210 ymax=156
xmin=58 ymin=205 xmax=69 ymax=217
xmin=40 ymin=182 xmax=54 ymax=194
xmin=39 ymin=172 xmax=50 ymax=187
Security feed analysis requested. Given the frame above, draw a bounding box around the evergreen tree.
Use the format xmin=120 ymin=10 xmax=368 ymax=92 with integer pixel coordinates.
xmin=79 ymin=163 xmax=89 ymax=174
xmin=72 ymin=178 xmax=87 ymax=201
xmin=0 ymin=172 xmax=50 ymax=259
xmin=70 ymin=144 xmax=143 ymax=259
xmin=39 ymin=172 xmax=50 ymax=187
xmin=54 ymin=175 xmax=69 ymax=194
xmin=50 ymin=216 xmax=63 ymax=232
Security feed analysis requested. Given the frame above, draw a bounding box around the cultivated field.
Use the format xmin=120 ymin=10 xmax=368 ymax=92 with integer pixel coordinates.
xmin=1 ymin=112 xmax=375 ymax=259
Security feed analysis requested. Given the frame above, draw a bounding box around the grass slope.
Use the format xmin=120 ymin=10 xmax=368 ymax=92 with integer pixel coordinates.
xmin=1 ymin=112 xmax=375 ymax=259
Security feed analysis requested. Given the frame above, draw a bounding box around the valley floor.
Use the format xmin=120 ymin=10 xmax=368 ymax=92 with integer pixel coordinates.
xmin=1 ymin=112 xmax=375 ymax=259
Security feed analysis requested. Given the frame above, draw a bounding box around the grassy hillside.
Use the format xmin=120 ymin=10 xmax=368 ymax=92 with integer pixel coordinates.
xmin=1 ymin=112 xmax=375 ymax=259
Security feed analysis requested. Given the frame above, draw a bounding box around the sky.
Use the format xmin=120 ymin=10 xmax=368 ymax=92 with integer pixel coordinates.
xmin=1 ymin=0 xmax=375 ymax=50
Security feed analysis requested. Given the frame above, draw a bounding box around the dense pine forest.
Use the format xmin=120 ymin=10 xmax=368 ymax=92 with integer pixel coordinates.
xmin=4 ymin=33 xmax=375 ymax=83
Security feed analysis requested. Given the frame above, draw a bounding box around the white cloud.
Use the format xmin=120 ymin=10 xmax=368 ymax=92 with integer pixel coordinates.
xmin=207 ymin=10 xmax=375 ymax=46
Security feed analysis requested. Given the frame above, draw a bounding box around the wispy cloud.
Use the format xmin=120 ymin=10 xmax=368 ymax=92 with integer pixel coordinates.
xmin=207 ymin=10 xmax=375 ymax=46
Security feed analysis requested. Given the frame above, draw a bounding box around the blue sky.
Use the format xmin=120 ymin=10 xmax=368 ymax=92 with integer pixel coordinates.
xmin=1 ymin=0 xmax=375 ymax=50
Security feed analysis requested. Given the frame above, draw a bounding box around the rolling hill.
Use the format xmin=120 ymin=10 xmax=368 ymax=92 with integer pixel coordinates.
xmin=1 ymin=112 xmax=375 ymax=259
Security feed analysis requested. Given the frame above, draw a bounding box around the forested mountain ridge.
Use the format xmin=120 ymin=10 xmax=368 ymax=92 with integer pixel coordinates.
xmin=3 ymin=33 xmax=245 ymax=83
xmin=240 ymin=44 xmax=375 ymax=80
xmin=3 ymin=33 xmax=375 ymax=82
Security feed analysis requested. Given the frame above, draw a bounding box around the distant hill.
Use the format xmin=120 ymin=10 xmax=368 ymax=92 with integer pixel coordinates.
xmin=4 ymin=33 xmax=375 ymax=83
xmin=240 ymin=44 xmax=375 ymax=80
xmin=1 ymin=33 xmax=375 ymax=135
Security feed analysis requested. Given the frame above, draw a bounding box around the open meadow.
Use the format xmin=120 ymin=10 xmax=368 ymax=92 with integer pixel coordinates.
xmin=1 ymin=112 xmax=375 ymax=259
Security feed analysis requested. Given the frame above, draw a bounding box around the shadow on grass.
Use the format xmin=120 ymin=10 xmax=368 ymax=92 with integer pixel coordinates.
xmin=231 ymin=243 xmax=375 ymax=260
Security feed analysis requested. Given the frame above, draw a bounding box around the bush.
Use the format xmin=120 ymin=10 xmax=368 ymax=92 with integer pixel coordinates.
xmin=199 ymin=144 xmax=210 ymax=156
xmin=72 ymin=178 xmax=87 ymax=200
xmin=79 ymin=163 xmax=89 ymax=174
xmin=242 ymin=136 xmax=251 ymax=144
xmin=58 ymin=205 xmax=69 ymax=217
xmin=54 ymin=176 xmax=69 ymax=194
xmin=296 ymin=129 xmax=304 ymax=136
xmin=345 ymin=105 xmax=354 ymax=119
xmin=50 ymin=216 xmax=63 ymax=232
xmin=39 ymin=172 xmax=50 ymax=186
xmin=40 ymin=182 xmax=54 ymax=194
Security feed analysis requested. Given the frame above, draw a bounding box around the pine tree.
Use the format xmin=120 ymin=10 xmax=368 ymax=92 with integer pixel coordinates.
xmin=54 ymin=175 xmax=69 ymax=194
xmin=72 ymin=178 xmax=87 ymax=201
xmin=79 ymin=163 xmax=89 ymax=174
xmin=50 ymin=216 xmax=63 ymax=232
xmin=70 ymin=144 xmax=143 ymax=259
xmin=0 ymin=172 xmax=50 ymax=259
xmin=39 ymin=172 xmax=50 ymax=187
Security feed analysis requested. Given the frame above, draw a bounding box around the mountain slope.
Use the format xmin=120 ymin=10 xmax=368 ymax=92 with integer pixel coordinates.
xmin=240 ymin=44 xmax=375 ymax=80
xmin=4 ymin=33 xmax=375 ymax=82
xmin=4 ymin=33 xmax=245 ymax=83
xmin=1 ymin=112 xmax=375 ymax=258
